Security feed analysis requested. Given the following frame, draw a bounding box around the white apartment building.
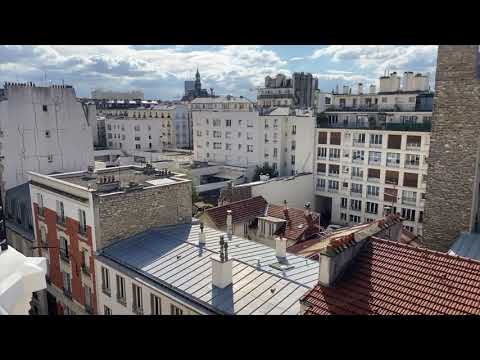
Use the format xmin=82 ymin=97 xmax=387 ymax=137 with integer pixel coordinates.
xmin=192 ymin=96 xmax=259 ymax=168
xmin=314 ymin=112 xmax=431 ymax=236
xmin=0 ymin=82 xmax=94 ymax=190
xmin=259 ymin=108 xmax=315 ymax=176
xmin=104 ymin=105 xmax=176 ymax=152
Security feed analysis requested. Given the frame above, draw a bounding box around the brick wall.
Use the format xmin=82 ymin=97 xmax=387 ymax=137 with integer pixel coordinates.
xmin=423 ymin=45 xmax=480 ymax=251
xmin=94 ymin=181 xmax=192 ymax=250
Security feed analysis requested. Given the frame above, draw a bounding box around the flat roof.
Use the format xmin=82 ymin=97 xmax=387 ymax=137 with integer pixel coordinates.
xmin=99 ymin=223 xmax=320 ymax=315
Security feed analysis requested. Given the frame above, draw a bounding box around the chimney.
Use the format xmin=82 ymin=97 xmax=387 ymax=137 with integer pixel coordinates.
xmin=226 ymin=210 xmax=233 ymax=241
xmin=283 ymin=200 xmax=290 ymax=222
xmin=199 ymin=222 xmax=206 ymax=245
xmin=275 ymin=236 xmax=287 ymax=259
xmin=211 ymin=235 xmax=232 ymax=288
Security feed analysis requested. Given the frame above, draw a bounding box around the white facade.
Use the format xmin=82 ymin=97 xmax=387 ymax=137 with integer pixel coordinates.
xmin=314 ymin=116 xmax=431 ymax=236
xmin=0 ymin=83 xmax=94 ymax=190
xmin=0 ymin=246 xmax=46 ymax=315
xmin=192 ymin=96 xmax=259 ymax=168
xmin=94 ymin=259 xmax=202 ymax=315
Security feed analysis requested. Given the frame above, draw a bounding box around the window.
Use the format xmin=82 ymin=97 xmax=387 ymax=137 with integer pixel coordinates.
xmin=405 ymin=154 xmax=420 ymax=168
xmin=367 ymin=185 xmax=380 ymax=198
xmin=42 ymin=105 xmax=48 ymax=112
xmin=104 ymin=306 xmax=112 ymax=315
xmin=291 ymin=140 xmax=296 ymax=151
xmin=328 ymin=180 xmax=339 ymax=191
xmin=402 ymin=190 xmax=417 ymax=205
xmin=148 ymin=125 xmax=151 ymax=131
xmin=116 ymin=275 xmax=126 ymax=305
xmin=353 ymin=133 xmax=365 ymax=145
xmin=134 ymin=125 xmax=141 ymax=131
xmin=225 ymin=131 xmax=232 ymax=139
xmin=419 ymin=211 xmax=424 ymax=223
xmin=170 ymin=304 xmax=183 ymax=315
xmin=213 ymin=142 xmax=222 ymax=150
xmin=148 ymin=135 xmax=152 ymax=140
xmin=135 ymin=144 xmax=141 ymax=149
xmin=84 ymin=285 xmax=92 ymax=311
xmin=316 ymin=178 xmax=326 ymax=190
xmin=329 ymin=148 xmax=340 ymax=160
xmin=386 ymin=153 xmax=400 ymax=167
xmin=56 ymin=200 xmax=65 ymax=224
xmin=238 ymin=144 xmax=242 ymax=150
xmin=225 ymin=143 xmax=232 ymax=151
xmin=349 ymin=215 xmax=361 ymax=223
xmin=381 ymin=97 xmax=387 ymax=103
xmin=247 ymin=132 xmax=253 ymax=140
xmin=79 ymin=209 xmax=87 ymax=234
xmin=226 ymin=119 xmax=232 ymax=127
xmin=108 ymin=142 xmax=113 ymax=147
xmin=291 ymin=155 xmax=295 ymax=165
xmin=330 ymin=132 xmax=341 ymax=145
xmin=292 ymin=125 xmax=296 ymax=135
xmin=351 ymin=183 xmax=363 ymax=195
xmin=341 ymin=198 xmax=348 ymax=209
xmin=45 ymin=130 xmax=51 ymax=138
xmin=37 ymin=193 xmax=44 ymax=216
xmin=403 ymin=173 xmax=419 ymax=188
xmin=317 ymin=147 xmax=327 ymax=159
xmin=101 ymin=267 xmax=110 ymax=295
xmin=384 ymin=188 xmax=398 ymax=203
xmin=238 ymin=119 xmax=242 ymax=126
xmin=367 ymin=168 xmax=381 ymax=182
xmin=402 ymin=208 xmax=416 ymax=221
xmin=368 ymin=151 xmax=382 ymax=165
xmin=318 ymin=132 xmax=327 ymax=144
xmin=387 ymin=134 xmax=402 ymax=149
xmin=352 ymin=150 xmax=364 ymax=162
xmin=341 ymin=213 xmax=347 ymax=221
xmin=63 ymin=272 xmax=72 ymax=295
xmin=213 ymin=130 xmax=221 ymax=138
xmin=406 ymin=135 xmax=421 ymax=149
xmin=370 ymin=134 xmax=382 ymax=146
xmin=273 ymin=148 xmax=278 ymax=159
xmin=122 ymin=134 xmax=126 ymax=140
xmin=366 ymin=202 xmax=379 ymax=214
xmin=385 ymin=170 xmax=399 ymax=185
xmin=107 ymin=124 xmax=112 ymax=131
xmin=328 ymin=164 xmax=340 ymax=176
xmin=47 ymin=154 xmax=54 ymax=163
xmin=351 ymin=167 xmax=363 ymax=178
xmin=132 ymin=283 xmax=143 ymax=313
xmin=247 ymin=145 xmax=254 ymax=153
xmin=151 ymin=294 xmax=162 ymax=315
xmin=134 ymin=136 xmax=141 ymax=141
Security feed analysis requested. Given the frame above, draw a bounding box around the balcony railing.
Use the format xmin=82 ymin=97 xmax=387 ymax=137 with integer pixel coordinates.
xmin=117 ymin=295 xmax=127 ymax=306
xmin=316 ymin=185 xmax=326 ymax=192
xmin=366 ymin=193 xmax=379 ymax=199
xmin=132 ymin=304 xmax=144 ymax=315
xmin=317 ymin=155 xmax=327 ymax=161
xmin=350 ymin=191 xmax=363 ymax=198
xmin=369 ymin=143 xmax=383 ymax=149
xmin=367 ymin=177 xmax=381 ymax=183
xmin=386 ymin=161 xmax=400 ymax=168
xmin=404 ymin=162 xmax=420 ymax=169
xmin=317 ymin=119 xmax=432 ymax=132
xmin=57 ymin=216 xmax=66 ymax=227
xmin=329 ymin=156 xmax=340 ymax=162
xmin=352 ymin=158 xmax=364 ymax=164
xmin=327 ymin=187 xmax=339 ymax=193
xmin=59 ymin=250 xmax=70 ymax=263
xmin=406 ymin=143 xmax=422 ymax=151
xmin=317 ymin=171 xmax=326 ymax=176
xmin=350 ymin=207 xmax=362 ymax=212
xmin=38 ymin=207 xmax=45 ymax=218
xmin=351 ymin=174 xmax=364 ymax=180
xmin=102 ymin=286 xmax=111 ymax=297
xmin=352 ymin=140 xmax=365 ymax=147
xmin=328 ymin=172 xmax=339 ymax=178
xmin=63 ymin=288 xmax=72 ymax=299
xmin=402 ymin=198 xmax=417 ymax=206
xmin=368 ymin=160 xmax=382 ymax=166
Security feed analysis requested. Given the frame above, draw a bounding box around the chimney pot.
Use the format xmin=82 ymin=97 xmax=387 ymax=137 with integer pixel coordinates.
xmin=199 ymin=222 xmax=206 ymax=245
xmin=275 ymin=236 xmax=287 ymax=259
xmin=211 ymin=235 xmax=233 ymax=288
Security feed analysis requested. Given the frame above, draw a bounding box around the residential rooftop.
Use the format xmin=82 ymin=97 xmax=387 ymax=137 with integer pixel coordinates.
xmin=29 ymin=165 xmax=189 ymax=195
xmin=301 ymin=236 xmax=480 ymax=315
xmin=98 ymin=223 xmax=320 ymax=315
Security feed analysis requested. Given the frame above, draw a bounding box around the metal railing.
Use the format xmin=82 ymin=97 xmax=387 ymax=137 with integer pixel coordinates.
xmin=317 ymin=119 xmax=432 ymax=132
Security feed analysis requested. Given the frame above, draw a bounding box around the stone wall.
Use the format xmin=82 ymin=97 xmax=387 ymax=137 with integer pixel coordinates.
xmin=95 ymin=180 xmax=192 ymax=250
xmin=423 ymin=45 xmax=480 ymax=251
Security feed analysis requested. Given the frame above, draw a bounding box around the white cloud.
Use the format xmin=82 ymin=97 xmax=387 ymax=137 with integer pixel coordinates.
xmin=289 ymin=57 xmax=304 ymax=61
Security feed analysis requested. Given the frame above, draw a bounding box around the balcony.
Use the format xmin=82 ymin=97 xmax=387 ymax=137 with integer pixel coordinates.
xmin=317 ymin=171 xmax=326 ymax=176
xmin=78 ymin=226 xmax=88 ymax=242
xmin=352 ymin=140 xmax=365 ymax=147
xmin=386 ymin=161 xmax=400 ymax=168
xmin=404 ymin=162 xmax=420 ymax=169
xmin=369 ymin=143 xmax=383 ymax=149
xmin=329 ymin=156 xmax=340 ymax=162
xmin=368 ymin=160 xmax=382 ymax=166
xmin=366 ymin=193 xmax=379 ymax=199
xmin=317 ymin=155 xmax=327 ymax=161
xmin=102 ymin=285 xmax=111 ymax=297
xmin=117 ymin=295 xmax=127 ymax=306
xmin=328 ymin=172 xmax=339 ymax=178
xmin=402 ymin=198 xmax=417 ymax=206
xmin=327 ymin=187 xmax=339 ymax=193
xmin=352 ymin=158 xmax=364 ymax=164
xmin=316 ymin=185 xmax=326 ymax=192
xmin=351 ymin=174 xmax=364 ymax=180
xmin=317 ymin=118 xmax=432 ymax=132
xmin=350 ymin=207 xmax=362 ymax=213
xmin=406 ymin=143 xmax=422 ymax=151
xmin=367 ymin=177 xmax=381 ymax=183
xmin=56 ymin=216 xmax=66 ymax=229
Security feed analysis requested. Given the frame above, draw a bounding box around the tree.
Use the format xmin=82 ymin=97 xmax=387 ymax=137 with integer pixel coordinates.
xmin=253 ymin=163 xmax=279 ymax=181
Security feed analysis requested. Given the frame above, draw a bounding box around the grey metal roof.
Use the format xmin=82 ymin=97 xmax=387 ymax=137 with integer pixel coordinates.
xmin=448 ymin=232 xmax=480 ymax=261
xmin=100 ymin=223 xmax=320 ymax=315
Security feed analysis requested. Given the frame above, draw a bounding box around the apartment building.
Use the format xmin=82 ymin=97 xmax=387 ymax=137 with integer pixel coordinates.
xmin=173 ymin=103 xmax=193 ymax=149
xmin=259 ymin=108 xmax=315 ymax=176
xmin=0 ymin=82 xmax=94 ymax=190
xmin=314 ymin=113 xmax=431 ymax=236
xmin=257 ymin=73 xmax=319 ymax=109
xmin=95 ymin=222 xmax=320 ymax=315
xmin=29 ymin=164 xmax=192 ymax=315
xmin=192 ymin=96 xmax=259 ymax=167
xmin=104 ymin=105 xmax=176 ymax=151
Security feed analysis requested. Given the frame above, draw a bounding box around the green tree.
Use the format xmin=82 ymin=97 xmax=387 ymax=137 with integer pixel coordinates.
xmin=253 ymin=163 xmax=279 ymax=181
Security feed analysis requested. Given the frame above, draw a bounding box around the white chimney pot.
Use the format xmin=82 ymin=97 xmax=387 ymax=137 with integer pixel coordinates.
xmin=275 ymin=236 xmax=287 ymax=259
xmin=211 ymin=256 xmax=233 ymax=288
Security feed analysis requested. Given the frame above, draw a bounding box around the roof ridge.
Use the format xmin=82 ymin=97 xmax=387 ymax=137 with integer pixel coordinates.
xmin=371 ymin=236 xmax=480 ymax=266
xmin=206 ymin=195 xmax=267 ymax=211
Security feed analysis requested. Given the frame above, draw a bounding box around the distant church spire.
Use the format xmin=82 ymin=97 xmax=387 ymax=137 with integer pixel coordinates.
xmin=195 ymin=67 xmax=200 ymax=80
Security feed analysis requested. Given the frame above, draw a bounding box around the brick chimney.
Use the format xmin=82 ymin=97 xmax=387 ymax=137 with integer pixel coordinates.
xmin=211 ymin=235 xmax=232 ymax=288
xmin=283 ymin=200 xmax=290 ymax=223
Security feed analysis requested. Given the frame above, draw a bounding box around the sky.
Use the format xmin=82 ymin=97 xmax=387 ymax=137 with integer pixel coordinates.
xmin=0 ymin=45 xmax=438 ymax=100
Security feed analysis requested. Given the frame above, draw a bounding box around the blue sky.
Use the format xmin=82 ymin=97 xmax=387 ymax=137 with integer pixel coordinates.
xmin=0 ymin=45 xmax=438 ymax=100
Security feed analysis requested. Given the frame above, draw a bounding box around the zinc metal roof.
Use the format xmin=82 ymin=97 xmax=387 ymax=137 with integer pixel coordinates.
xmin=448 ymin=232 xmax=480 ymax=261
xmin=100 ymin=223 xmax=319 ymax=315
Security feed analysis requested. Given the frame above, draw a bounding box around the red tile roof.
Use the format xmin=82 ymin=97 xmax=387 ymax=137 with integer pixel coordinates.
xmin=267 ymin=205 xmax=320 ymax=241
xmin=301 ymin=238 xmax=480 ymax=315
xmin=203 ymin=196 xmax=268 ymax=228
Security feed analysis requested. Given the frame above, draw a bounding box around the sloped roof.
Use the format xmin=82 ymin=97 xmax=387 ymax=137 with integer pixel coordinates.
xmin=301 ymin=238 xmax=480 ymax=315
xmin=448 ymin=232 xmax=480 ymax=261
xmin=267 ymin=205 xmax=320 ymax=241
xmin=203 ymin=196 xmax=268 ymax=228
